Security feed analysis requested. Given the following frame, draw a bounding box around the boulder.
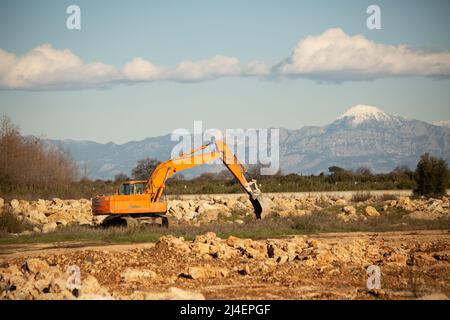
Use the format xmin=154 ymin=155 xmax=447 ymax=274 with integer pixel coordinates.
xmin=18 ymin=200 xmax=30 ymax=212
xmin=197 ymin=203 xmax=229 ymax=222
xmin=226 ymin=235 xmax=246 ymax=248
xmin=272 ymin=198 xmax=296 ymax=211
xmin=79 ymin=275 xmax=111 ymax=299
xmin=196 ymin=203 xmax=218 ymax=214
xmin=51 ymin=198 xmax=64 ymax=207
xmin=22 ymin=259 xmax=50 ymax=274
xmin=226 ymin=236 xmax=267 ymax=259
xmin=24 ymin=210 xmax=48 ymax=224
xmin=192 ymin=232 xmax=236 ymax=259
xmin=267 ymin=236 xmax=309 ymax=263
xmin=35 ymin=199 xmax=47 ymax=212
xmin=191 ymin=242 xmax=211 ymax=256
xmin=157 ymin=235 xmax=191 ymax=254
xmin=335 ymin=199 xmax=347 ymax=206
xmin=343 ymin=206 xmax=357 ymax=215
xmin=201 ymin=210 xmax=219 ymax=222
xmin=337 ymin=206 xmax=359 ymax=222
xmin=364 ymin=206 xmax=380 ymax=217
xmin=1 ymin=264 xmax=23 ymax=278
xmin=183 ymin=209 xmax=198 ymax=221
xmin=120 ymin=268 xmax=157 ymax=283
xmin=42 ymin=222 xmax=58 ymax=233
xmin=47 ymin=211 xmax=75 ymax=225
xmin=386 ymin=252 xmax=408 ymax=266
xmin=424 ymin=200 xmax=446 ymax=214
xmin=10 ymin=199 xmax=20 ymax=212
xmin=267 ymin=242 xmax=289 ymax=264
xmin=397 ymin=197 xmax=416 ymax=211
xmin=182 ymin=266 xmax=229 ymax=279
xmin=314 ymin=247 xmax=334 ymax=266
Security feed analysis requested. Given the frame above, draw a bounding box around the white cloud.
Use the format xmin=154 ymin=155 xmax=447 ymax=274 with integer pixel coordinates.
xmin=1 ymin=28 xmax=450 ymax=90
xmin=0 ymin=46 xmax=244 ymax=89
xmin=242 ymin=60 xmax=272 ymax=76
xmin=275 ymin=28 xmax=450 ymax=81
xmin=0 ymin=44 xmax=120 ymax=90
xmin=172 ymin=55 xmax=241 ymax=81
xmin=121 ymin=57 xmax=165 ymax=81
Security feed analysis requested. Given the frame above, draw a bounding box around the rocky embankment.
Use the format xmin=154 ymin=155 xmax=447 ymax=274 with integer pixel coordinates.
xmin=1 ymin=230 xmax=449 ymax=299
xmin=0 ymin=193 xmax=449 ymax=235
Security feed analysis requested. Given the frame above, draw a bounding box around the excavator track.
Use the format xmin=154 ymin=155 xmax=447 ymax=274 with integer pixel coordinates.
xmin=102 ymin=214 xmax=170 ymax=228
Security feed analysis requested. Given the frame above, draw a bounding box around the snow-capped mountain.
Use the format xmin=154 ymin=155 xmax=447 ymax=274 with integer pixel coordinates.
xmin=46 ymin=105 xmax=450 ymax=178
xmin=279 ymin=105 xmax=450 ymax=174
xmin=334 ymin=105 xmax=398 ymax=125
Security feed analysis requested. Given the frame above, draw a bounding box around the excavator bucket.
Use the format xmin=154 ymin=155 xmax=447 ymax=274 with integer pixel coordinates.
xmin=249 ymin=195 xmax=263 ymax=219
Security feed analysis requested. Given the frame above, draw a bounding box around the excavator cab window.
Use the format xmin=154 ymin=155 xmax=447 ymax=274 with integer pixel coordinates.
xmin=133 ymin=183 xmax=145 ymax=194
xmin=118 ymin=182 xmax=145 ymax=195
xmin=119 ymin=183 xmax=131 ymax=195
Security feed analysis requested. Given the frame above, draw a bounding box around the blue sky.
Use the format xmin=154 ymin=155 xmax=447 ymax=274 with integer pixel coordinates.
xmin=0 ymin=0 xmax=449 ymax=143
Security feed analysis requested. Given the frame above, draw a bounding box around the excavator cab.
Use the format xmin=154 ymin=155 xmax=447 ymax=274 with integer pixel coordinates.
xmin=118 ymin=181 xmax=146 ymax=195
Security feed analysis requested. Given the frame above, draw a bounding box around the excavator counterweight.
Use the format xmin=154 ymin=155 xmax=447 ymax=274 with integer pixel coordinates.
xmin=92 ymin=140 xmax=264 ymax=226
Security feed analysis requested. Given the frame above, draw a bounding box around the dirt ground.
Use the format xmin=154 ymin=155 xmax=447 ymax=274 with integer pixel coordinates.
xmin=1 ymin=229 xmax=449 ymax=300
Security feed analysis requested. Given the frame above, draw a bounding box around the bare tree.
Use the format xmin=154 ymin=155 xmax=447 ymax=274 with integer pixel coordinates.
xmin=114 ymin=173 xmax=129 ymax=183
xmin=356 ymin=167 xmax=372 ymax=176
xmin=132 ymin=158 xmax=161 ymax=180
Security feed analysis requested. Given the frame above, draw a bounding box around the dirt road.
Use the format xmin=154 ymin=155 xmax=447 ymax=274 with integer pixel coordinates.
xmin=1 ymin=229 xmax=449 ymax=300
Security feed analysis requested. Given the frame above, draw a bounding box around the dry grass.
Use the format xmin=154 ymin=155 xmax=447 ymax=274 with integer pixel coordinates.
xmin=351 ymin=191 xmax=372 ymax=202
xmin=1 ymin=203 xmax=449 ymax=245
xmin=376 ymin=193 xmax=399 ymax=201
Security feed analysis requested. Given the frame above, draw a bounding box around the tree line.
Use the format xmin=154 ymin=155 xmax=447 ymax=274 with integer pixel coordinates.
xmin=111 ymin=154 xmax=448 ymax=198
xmin=0 ymin=115 xmax=78 ymax=197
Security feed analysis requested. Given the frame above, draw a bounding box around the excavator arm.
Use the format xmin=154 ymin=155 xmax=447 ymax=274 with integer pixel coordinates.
xmin=145 ymin=140 xmax=263 ymax=218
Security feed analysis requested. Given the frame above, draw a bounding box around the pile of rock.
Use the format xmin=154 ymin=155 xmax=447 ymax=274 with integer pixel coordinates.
xmin=384 ymin=196 xmax=450 ymax=220
xmin=335 ymin=196 xmax=450 ymax=222
xmin=0 ymin=198 xmax=97 ymax=234
xmin=167 ymin=196 xmax=251 ymax=223
xmin=0 ymin=258 xmax=206 ymax=300
xmin=155 ymin=232 xmax=409 ymax=271
xmin=17 ymin=198 xmax=91 ymax=224
xmin=156 ymin=232 xmax=268 ymax=261
xmin=0 ymin=258 xmax=111 ymax=300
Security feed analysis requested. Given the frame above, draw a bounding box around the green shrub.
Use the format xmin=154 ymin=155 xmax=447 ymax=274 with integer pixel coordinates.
xmin=414 ymin=153 xmax=449 ymax=197
xmin=0 ymin=208 xmax=33 ymax=234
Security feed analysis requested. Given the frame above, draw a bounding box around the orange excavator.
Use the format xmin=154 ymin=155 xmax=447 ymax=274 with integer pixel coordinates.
xmin=92 ymin=139 xmax=263 ymax=227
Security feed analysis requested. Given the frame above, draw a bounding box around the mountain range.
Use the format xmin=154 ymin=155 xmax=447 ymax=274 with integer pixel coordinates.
xmin=46 ymin=105 xmax=450 ymax=179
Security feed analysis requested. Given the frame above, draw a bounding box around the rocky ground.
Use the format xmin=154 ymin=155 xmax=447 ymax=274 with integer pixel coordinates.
xmin=1 ymin=191 xmax=449 ymax=300
xmin=0 ymin=230 xmax=449 ymax=300
xmin=1 ymin=191 xmax=449 ymax=234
